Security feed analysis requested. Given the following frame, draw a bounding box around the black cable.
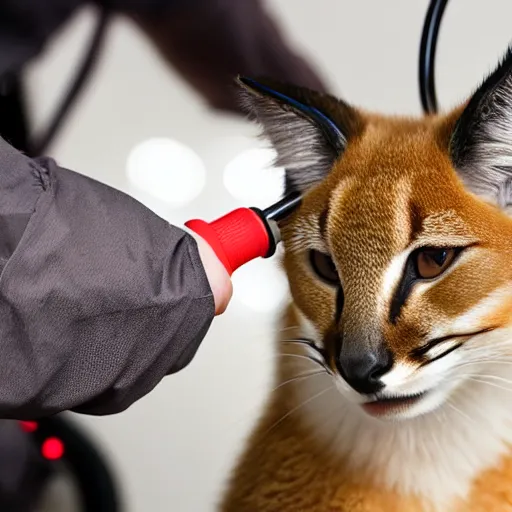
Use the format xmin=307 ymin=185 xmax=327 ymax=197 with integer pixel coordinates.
xmin=29 ymin=5 xmax=112 ymax=156
xmin=419 ymin=0 xmax=449 ymax=114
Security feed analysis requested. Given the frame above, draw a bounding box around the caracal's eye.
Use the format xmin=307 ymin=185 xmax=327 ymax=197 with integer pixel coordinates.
xmin=416 ymin=248 xmax=457 ymax=279
xmin=310 ymin=250 xmax=339 ymax=284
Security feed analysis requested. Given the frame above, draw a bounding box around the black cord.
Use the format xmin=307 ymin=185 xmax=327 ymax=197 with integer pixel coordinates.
xmin=29 ymin=5 xmax=112 ymax=156
xmin=419 ymin=0 xmax=449 ymax=114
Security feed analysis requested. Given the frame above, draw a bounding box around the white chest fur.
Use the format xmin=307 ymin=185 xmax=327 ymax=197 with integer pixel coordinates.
xmin=293 ymin=361 xmax=512 ymax=511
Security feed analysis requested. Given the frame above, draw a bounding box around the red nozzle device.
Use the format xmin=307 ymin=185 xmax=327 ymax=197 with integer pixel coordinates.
xmin=185 ymin=193 xmax=301 ymax=275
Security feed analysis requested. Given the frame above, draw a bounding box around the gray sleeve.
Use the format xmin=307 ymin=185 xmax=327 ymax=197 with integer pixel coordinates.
xmin=0 ymin=137 xmax=215 ymax=419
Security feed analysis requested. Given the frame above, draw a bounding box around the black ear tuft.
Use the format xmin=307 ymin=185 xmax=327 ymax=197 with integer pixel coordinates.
xmin=237 ymin=76 xmax=363 ymax=194
xmin=450 ymin=46 xmax=512 ymax=210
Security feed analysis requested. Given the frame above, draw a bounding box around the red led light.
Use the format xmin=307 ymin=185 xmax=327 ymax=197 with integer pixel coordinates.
xmin=42 ymin=437 xmax=65 ymax=460
xmin=19 ymin=421 xmax=38 ymax=433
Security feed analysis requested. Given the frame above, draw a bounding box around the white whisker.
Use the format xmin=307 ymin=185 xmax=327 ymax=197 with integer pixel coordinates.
xmin=260 ymin=385 xmax=335 ymax=440
xmin=279 ymin=352 xmax=325 ymax=367
xmin=446 ymin=399 xmax=476 ymax=426
xmin=467 ymin=374 xmax=512 ymax=386
xmin=269 ymin=369 xmax=328 ymax=394
xmin=465 ymin=376 xmax=512 ymax=394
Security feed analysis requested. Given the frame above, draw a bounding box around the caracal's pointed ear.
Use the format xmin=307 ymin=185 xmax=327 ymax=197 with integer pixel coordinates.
xmin=449 ymin=46 xmax=512 ymax=211
xmin=236 ymin=76 xmax=364 ymax=194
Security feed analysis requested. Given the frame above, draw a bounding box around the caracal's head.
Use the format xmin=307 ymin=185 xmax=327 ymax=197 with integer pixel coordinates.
xmin=238 ymin=48 xmax=512 ymax=422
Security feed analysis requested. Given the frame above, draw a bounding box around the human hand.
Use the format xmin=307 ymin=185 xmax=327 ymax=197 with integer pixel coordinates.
xmin=194 ymin=234 xmax=233 ymax=315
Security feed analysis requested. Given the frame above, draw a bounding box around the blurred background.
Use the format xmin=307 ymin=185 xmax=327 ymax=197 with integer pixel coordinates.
xmin=11 ymin=0 xmax=512 ymax=510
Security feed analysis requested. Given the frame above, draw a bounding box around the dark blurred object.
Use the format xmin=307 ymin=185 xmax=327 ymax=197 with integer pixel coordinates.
xmin=0 ymin=417 xmax=120 ymax=512
xmin=0 ymin=421 xmax=52 ymax=512
xmin=32 ymin=416 xmax=121 ymax=512
xmin=0 ymin=0 xmax=329 ymax=155
xmin=129 ymin=0 xmax=329 ymax=114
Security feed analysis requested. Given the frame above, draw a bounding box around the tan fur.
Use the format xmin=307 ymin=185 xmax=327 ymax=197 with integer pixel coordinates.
xmin=221 ymin=312 xmax=512 ymax=512
xmin=220 ymin=105 xmax=512 ymax=510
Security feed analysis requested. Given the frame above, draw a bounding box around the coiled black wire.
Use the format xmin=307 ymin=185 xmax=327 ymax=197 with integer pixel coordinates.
xmin=419 ymin=0 xmax=449 ymax=115
xmin=29 ymin=5 xmax=112 ymax=156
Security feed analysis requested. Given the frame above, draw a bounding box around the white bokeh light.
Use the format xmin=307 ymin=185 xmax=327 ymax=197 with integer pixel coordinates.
xmin=126 ymin=138 xmax=206 ymax=207
xmin=223 ymin=148 xmax=285 ymax=206
xmin=232 ymin=256 xmax=289 ymax=313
